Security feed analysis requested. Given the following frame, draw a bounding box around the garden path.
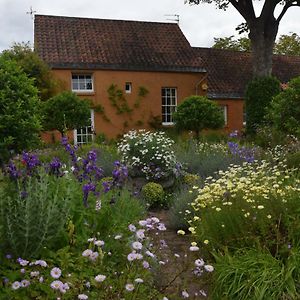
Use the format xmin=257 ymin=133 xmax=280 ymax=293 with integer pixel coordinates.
xmin=148 ymin=209 xmax=210 ymax=300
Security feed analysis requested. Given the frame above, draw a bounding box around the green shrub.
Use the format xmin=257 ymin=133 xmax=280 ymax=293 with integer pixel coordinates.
xmin=173 ymin=96 xmax=224 ymax=139
xmin=188 ymin=161 xmax=300 ymax=254
xmin=245 ymin=76 xmax=281 ymax=135
xmin=42 ymin=91 xmax=91 ymax=136
xmin=141 ymin=182 xmax=165 ymax=208
xmin=0 ymin=171 xmax=81 ymax=257
xmin=267 ymin=77 xmax=300 ymax=137
xmin=174 ymin=139 xmax=240 ymax=178
xmin=213 ymin=249 xmax=299 ymax=299
xmin=286 ymin=151 xmax=300 ymax=170
xmin=0 ymin=55 xmax=42 ymax=164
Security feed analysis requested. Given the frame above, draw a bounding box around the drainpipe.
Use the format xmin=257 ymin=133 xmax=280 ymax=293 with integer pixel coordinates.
xmin=195 ymin=73 xmax=208 ymax=95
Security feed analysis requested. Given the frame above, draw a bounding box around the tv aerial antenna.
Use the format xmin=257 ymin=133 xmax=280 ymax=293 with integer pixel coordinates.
xmin=165 ymin=14 xmax=180 ymax=24
xmin=26 ymin=6 xmax=36 ymax=19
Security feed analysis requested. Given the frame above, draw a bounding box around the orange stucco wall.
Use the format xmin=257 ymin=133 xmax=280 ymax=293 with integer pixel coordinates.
xmin=42 ymin=69 xmax=207 ymax=142
xmin=215 ymin=99 xmax=245 ymax=133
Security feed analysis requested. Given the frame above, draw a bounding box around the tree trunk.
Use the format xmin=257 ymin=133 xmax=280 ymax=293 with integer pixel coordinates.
xmin=248 ymin=17 xmax=278 ymax=77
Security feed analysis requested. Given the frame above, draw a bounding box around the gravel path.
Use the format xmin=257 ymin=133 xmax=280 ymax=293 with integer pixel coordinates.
xmin=148 ymin=210 xmax=212 ymax=300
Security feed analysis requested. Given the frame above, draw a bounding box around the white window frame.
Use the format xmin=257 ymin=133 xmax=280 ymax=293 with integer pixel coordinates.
xmin=125 ymin=82 xmax=132 ymax=94
xmin=74 ymin=110 xmax=95 ymax=145
xmin=220 ymin=105 xmax=228 ymax=126
xmin=162 ymin=87 xmax=177 ymax=125
xmin=71 ymin=74 xmax=94 ymax=92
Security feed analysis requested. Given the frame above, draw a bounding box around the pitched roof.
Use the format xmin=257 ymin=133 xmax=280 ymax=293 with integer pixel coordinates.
xmin=34 ymin=15 xmax=204 ymax=73
xmin=194 ymin=47 xmax=300 ymax=99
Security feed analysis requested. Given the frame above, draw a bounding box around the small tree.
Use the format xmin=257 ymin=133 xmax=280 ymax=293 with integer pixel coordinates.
xmin=0 ymin=56 xmax=42 ymax=164
xmin=267 ymin=77 xmax=300 ymax=137
xmin=245 ymin=76 xmax=281 ymax=135
xmin=42 ymin=91 xmax=91 ymax=137
xmin=173 ymin=96 xmax=224 ymax=139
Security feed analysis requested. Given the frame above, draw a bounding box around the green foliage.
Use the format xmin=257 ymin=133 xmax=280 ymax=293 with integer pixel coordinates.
xmin=213 ymin=35 xmax=251 ymax=51
xmin=173 ymin=139 xmax=238 ymax=178
xmin=169 ymin=187 xmax=198 ymax=230
xmin=173 ymin=96 xmax=224 ymax=138
xmin=213 ymin=33 xmax=300 ymax=55
xmin=108 ymin=84 xmax=133 ymax=114
xmin=189 ymin=161 xmax=300 ymax=254
xmin=142 ymin=182 xmax=165 ymax=208
xmin=0 ymin=55 xmax=42 ymax=164
xmin=213 ymin=249 xmax=300 ymax=299
xmin=274 ymin=33 xmax=300 ymax=56
xmin=267 ymin=77 xmax=300 ymax=137
xmin=286 ymin=151 xmax=300 ymax=170
xmin=2 ymin=42 xmax=58 ymax=101
xmin=245 ymin=76 xmax=281 ymax=135
xmin=42 ymin=91 xmax=91 ymax=136
xmin=134 ymin=86 xmax=149 ymax=108
xmin=0 ymin=172 xmax=81 ymax=257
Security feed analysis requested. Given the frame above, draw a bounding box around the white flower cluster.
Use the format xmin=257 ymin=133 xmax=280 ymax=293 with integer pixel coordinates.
xmin=118 ymin=130 xmax=178 ymax=180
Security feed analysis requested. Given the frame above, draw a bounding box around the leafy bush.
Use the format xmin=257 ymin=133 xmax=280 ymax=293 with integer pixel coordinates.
xmin=267 ymin=77 xmax=300 ymax=137
xmin=173 ymin=139 xmax=240 ymax=178
xmin=188 ymin=160 xmax=300 ymax=253
xmin=42 ymin=91 xmax=91 ymax=136
xmin=141 ymin=182 xmax=165 ymax=208
xmin=118 ymin=130 xmax=181 ymax=181
xmin=245 ymin=76 xmax=281 ymax=135
xmin=0 ymin=55 xmax=42 ymax=164
xmin=286 ymin=151 xmax=300 ymax=170
xmin=0 ymin=171 xmax=81 ymax=257
xmin=173 ymin=96 xmax=224 ymax=139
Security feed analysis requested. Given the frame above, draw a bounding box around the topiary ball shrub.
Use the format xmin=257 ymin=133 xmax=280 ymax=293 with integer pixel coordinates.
xmin=173 ymin=95 xmax=224 ymax=139
xmin=141 ymin=182 xmax=165 ymax=208
xmin=245 ymin=76 xmax=281 ymax=135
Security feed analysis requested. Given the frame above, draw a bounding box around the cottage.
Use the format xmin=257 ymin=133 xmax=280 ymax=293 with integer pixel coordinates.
xmin=34 ymin=15 xmax=207 ymax=143
xmin=34 ymin=14 xmax=300 ymax=143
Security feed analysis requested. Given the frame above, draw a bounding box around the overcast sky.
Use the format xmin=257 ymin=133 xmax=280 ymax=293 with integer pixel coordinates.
xmin=1 ymin=0 xmax=300 ymax=52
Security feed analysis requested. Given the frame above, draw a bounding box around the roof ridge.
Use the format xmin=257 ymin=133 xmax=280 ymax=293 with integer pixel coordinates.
xmin=34 ymin=14 xmax=178 ymax=26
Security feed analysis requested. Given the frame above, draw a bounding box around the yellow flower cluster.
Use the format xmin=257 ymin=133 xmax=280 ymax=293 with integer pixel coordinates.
xmin=189 ymin=160 xmax=299 ymax=233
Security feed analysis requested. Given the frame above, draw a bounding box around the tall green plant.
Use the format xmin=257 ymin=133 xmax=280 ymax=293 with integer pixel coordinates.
xmin=267 ymin=76 xmax=300 ymax=137
xmin=0 ymin=172 xmax=81 ymax=257
xmin=0 ymin=56 xmax=42 ymax=165
xmin=245 ymin=76 xmax=281 ymax=135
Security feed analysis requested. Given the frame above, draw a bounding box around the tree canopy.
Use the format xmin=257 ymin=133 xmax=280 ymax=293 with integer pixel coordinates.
xmin=1 ymin=42 xmax=59 ymax=101
xmin=213 ymin=33 xmax=300 ymax=56
xmin=187 ymin=0 xmax=300 ymax=76
xmin=173 ymin=96 xmax=224 ymax=138
xmin=42 ymin=91 xmax=92 ymax=136
xmin=0 ymin=55 xmax=42 ymax=164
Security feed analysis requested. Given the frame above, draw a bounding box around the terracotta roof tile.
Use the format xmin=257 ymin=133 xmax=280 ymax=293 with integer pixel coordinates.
xmin=194 ymin=47 xmax=300 ymax=99
xmin=34 ymin=15 xmax=205 ymax=73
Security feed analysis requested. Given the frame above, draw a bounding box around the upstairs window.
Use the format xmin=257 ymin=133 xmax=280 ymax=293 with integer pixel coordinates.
xmin=162 ymin=87 xmax=177 ymax=125
xmin=72 ymin=74 xmax=93 ymax=92
xmin=125 ymin=82 xmax=132 ymax=93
